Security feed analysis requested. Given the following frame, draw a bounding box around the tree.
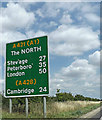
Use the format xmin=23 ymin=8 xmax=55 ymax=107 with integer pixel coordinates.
xmin=56 ymin=92 xmax=74 ymax=102
xmin=56 ymin=89 xmax=60 ymax=93
xmin=74 ymin=94 xmax=85 ymax=101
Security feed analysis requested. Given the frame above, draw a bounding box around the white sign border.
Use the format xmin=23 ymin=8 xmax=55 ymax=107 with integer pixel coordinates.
xmin=4 ymin=36 xmax=50 ymax=98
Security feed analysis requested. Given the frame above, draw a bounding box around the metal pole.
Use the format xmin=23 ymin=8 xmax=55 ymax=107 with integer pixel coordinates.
xmin=25 ymin=98 xmax=28 ymax=118
xmin=43 ymin=96 xmax=46 ymax=118
xmin=9 ymin=99 xmax=12 ymax=114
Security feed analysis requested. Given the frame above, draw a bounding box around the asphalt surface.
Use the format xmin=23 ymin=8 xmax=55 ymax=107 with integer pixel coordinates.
xmin=91 ymin=107 xmax=102 ymax=119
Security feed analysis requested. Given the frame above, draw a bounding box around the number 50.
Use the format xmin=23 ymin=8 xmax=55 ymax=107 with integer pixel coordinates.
xmin=39 ymin=68 xmax=47 ymax=74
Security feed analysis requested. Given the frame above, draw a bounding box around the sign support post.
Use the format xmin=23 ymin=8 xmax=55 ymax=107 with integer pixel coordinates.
xmin=25 ymin=98 xmax=28 ymax=118
xmin=9 ymin=98 xmax=12 ymax=114
xmin=5 ymin=36 xmax=49 ymax=117
xmin=43 ymin=96 xmax=46 ymax=118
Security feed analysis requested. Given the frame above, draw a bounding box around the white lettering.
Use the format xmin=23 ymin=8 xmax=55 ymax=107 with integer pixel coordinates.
xmin=7 ymin=71 xmax=25 ymax=77
xmin=7 ymin=88 xmax=35 ymax=95
xmin=21 ymin=46 xmax=42 ymax=54
xmin=7 ymin=89 xmax=11 ymax=94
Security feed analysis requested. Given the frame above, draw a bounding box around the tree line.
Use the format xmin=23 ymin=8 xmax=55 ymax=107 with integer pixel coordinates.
xmin=1 ymin=90 xmax=100 ymax=106
xmin=56 ymin=92 xmax=100 ymax=102
xmin=0 ymin=90 xmax=101 ymax=113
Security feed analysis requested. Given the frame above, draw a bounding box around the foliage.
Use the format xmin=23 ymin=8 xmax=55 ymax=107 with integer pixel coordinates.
xmin=2 ymin=101 xmax=100 ymax=118
xmin=56 ymin=92 xmax=74 ymax=101
xmin=74 ymin=94 xmax=85 ymax=101
xmin=1 ymin=89 xmax=100 ymax=114
xmin=74 ymin=94 xmax=100 ymax=101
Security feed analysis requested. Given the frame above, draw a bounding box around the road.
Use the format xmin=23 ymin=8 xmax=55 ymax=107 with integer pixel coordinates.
xmin=80 ymin=106 xmax=102 ymax=119
xmin=91 ymin=108 xmax=102 ymax=119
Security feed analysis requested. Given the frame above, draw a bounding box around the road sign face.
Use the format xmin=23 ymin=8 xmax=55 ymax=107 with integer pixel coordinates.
xmin=5 ymin=36 xmax=49 ymax=98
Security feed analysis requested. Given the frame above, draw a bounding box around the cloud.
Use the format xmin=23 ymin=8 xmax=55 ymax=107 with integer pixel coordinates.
xmin=36 ymin=2 xmax=99 ymax=31
xmin=50 ymin=57 xmax=100 ymax=97
xmin=18 ymin=2 xmax=37 ymax=8
xmin=1 ymin=31 xmax=26 ymax=42
xmin=80 ymin=3 xmax=99 ymax=13
xmin=0 ymin=2 xmax=100 ymax=98
xmin=55 ymin=59 xmax=96 ymax=80
xmin=84 ymin=13 xmax=100 ymax=23
xmin=84 ymin=82 xmax=92 ymax=87
xmin=0 ymin=79 xmax=3 ymax=84
xmin=21 ymin=0 xmax=82 ymax=1
xmin=0 ymin=2 xmax=36 ymax=55
xmin=0 ymin=43 xmax=2 ymax=56
xmin=38 ymin=2 xmax=99 ymax=18
xmin=81 ymin=0 xmax=101 ymax=2
xmin=49 ymin=21 xmax=58 ymax=27
xmin=49 ymin=24 xmax=99 ymax=56
xmin=42 ymin=4 xmax=60 ymax=18
xmin=89 ymin=50 xmax=100 ymax=67
xmin=0 ymin=79 xmax=3 ymax=92
xmin=0 ymin=31 xmax=27 ymax=57
xmin=26 ymin=30 xmax=47 ymax=38
xmin=36 ymin=9 xmax=44 ymax=18
xmin=2 ymin=0 xmax=101 ymax=2
xmin=60 ymin=13 xmax=73 ymax=24
xmin=0 ymin=2 xmax=35 ymax=32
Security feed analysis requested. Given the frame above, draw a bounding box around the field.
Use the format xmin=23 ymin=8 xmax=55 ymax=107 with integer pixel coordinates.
xmin=2 ymin=101 xmax=101 ymax=118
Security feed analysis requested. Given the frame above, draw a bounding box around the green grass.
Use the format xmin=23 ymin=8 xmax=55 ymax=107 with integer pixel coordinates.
xmin=2 ymin=110 xmax=26 ymax=118
xmin=2 ymin=101 xmax=101 ymax=119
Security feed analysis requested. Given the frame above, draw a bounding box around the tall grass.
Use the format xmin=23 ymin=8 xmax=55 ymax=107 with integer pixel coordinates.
xmin=29 ymin=102 xmax=43 ymax=118
xmin=29 ymin=101 xmax=100 ymax=118
xmin=2 ymin=101 xmax=100 ymax=118
xmin=47 ymin=101 xmax=100 ymax=113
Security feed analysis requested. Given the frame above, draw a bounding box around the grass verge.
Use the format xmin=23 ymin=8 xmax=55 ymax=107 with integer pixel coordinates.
xmin=48 ymin=103 xmax=100 ymax=118
xmin=2 ymin=101 xmax=101 ymax=118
